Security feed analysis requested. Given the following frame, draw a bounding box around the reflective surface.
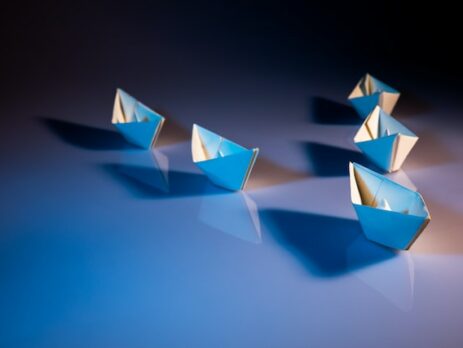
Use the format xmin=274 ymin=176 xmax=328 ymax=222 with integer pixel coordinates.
xmin=1 ymin=4 xmax=463 ymax=347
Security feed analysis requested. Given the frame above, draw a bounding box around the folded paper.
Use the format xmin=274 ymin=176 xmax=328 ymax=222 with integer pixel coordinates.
xmin=349 ymin=162 xmax=430 ymax=250
xmin=191 ymin=124 xmax=259 ymax=191
xmin=112 ymin=88 xmax=165 ymax=149
xmin=348 ymin=73 xmax=400 ymax=118
xmin=354 ymin=106 xmax=418 ymax=172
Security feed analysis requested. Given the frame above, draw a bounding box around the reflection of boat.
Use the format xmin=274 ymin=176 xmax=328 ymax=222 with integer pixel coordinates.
xmin=349 ymin=162 xmax=431 ymax=250
xmin=199 ymin=192 xmax=261 ymax=243
xmin=348 ymin=74 xmax=400 ymax=118
xmin=348 ymin=236 xmax=415 ymax=312
xmin=112 ymin=88 xmax=165 ymax=149
xmin=115 ymin=149 xmax=169 ymax=193
xmin=354 ymin=106 xmax=418 ymax=172
xmin=191 ymin=124 xmax=259 ymax=191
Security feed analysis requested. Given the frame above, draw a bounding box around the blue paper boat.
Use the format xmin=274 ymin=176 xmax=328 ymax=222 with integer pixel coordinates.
xmin=191 ymin=124 xmax=259 ymax=191
xmin=348 ymin=74 xmax=400 ymax=118
xmin=349 ymin=162 xmax=430 ymax=250
xmin=354 ymin=106 xmax=418 ymax=172
xmin=112 ymin=88 xmax=165 ymax=149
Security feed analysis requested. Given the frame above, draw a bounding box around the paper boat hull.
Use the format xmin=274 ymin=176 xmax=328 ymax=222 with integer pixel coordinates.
xmin=350 ymin=94 xmax=381 ymax=119
xmin=192 ymin=124 xmax=259 ymax=191
xmin=349 ymin=162 xmax=430 ymax=250
xmin=350 ymin=92 xmax=400 ymax=119
xmin=114 ymin=120 xmax=163 ymax=149
xmin=195 ymin=149 xmax=259 ymax=191
xmin=356 ymin=134 xmax=417 ymax=172
xmin=354 ymin=107 xmax=418 ymax=172
xmin=348 ymin=74 xmax=400 ymax=118
xmin=354 ymin=204 xmax=429 ymax=250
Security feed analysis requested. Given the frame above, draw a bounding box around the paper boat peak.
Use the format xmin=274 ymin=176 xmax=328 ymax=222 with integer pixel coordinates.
xmin=348 ymin=73 xmax=400 ymax=118
xmin=354 ymin=106 xmax=418 ymax=172
xmin=112 ymin=88 xmax=165 ymax=149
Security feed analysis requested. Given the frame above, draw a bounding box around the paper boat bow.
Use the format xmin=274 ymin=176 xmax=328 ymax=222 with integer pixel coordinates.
xmin=348 ymin=74 xmax=400 ymax=118
xmin=192 ymin=124 xmax=259 ymax=191
xmin=112 ymin=89 xmax=165 ymax=149
xmin=354 ymin=106 xmax=418 ymax=172
xmin=349 ymin=162 xmax=430 ymax=250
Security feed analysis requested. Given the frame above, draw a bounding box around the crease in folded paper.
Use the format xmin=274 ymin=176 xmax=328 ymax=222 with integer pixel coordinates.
xmin=111 ymin=89 xmax=165 ymax=149
xmin=354 ymin=106 xmax=418 ymax=172
xmin=192 ymin=124 xmax=259 ymax=191
xmin=348 ymin=73 xmax=400 ymax=117
xmin=349 ymin=162 xmax=430 ymax=250
xmin=350 ymin=163 xmax=427 ymax=217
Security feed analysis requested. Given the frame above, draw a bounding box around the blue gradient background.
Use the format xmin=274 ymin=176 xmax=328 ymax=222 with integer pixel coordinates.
xmin=1 ymin=2 xmax=463 ymax=347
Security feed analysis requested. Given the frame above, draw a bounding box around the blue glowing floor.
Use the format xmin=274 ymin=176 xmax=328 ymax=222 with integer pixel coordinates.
xmin=1 ymin=71 xmax=463 ymax=347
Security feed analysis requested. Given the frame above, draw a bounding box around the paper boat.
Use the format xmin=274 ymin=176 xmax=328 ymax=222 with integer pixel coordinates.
xmin=348 ymin=74 xmax=400 ymax=118
xmin=192 ymin=124 xmax=259 ymax=191
xmin=354 ymin=106 xmax=418 ymax=172
xmin=112 ymin=88 xmax=165 ymax=149
xmin=349 ymin=162 xmax=430 ymax=250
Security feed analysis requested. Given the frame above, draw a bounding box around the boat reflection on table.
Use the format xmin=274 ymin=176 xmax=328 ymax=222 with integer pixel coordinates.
xmin=347 ymin=235 xmax=415 ymax=312
xmin=198 ymin=192 xmax=261 ymax=244
xmin=113 ymin=148 xmax=170 ymax=193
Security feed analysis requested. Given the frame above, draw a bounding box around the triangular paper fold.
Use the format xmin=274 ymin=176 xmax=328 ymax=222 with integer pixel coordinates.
xmin=354 ymin=106 xmax=418 ymax=172
xmin=348 ymin=74 xmax=400 ymax=118
xmin=192 ymin=124 xmax=259 ymax=191
xmin=349 ymin=162 xmax=430 ymax=250
xmin=112 ymin=89 xmax=165 ymax=149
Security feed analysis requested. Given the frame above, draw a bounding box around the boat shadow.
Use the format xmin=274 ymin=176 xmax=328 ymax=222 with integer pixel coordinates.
xmin=298 ymin=141 xmax=381 ymax=177
xmin=101 ymin=163 xmax=228 ymax=199
xmin=261 ymin=209 xmax=397 ymax=277
xmin=308 ymin=96 xmax=361 ymax=125
xmin=39 ymin=117 xmax=135 ymax=150
xmin=39 ymin=116 xmax=190 ymax=150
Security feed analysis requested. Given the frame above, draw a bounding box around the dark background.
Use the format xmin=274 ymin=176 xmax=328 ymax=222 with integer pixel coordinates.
xmin=1 ymin=0 xmax=461 ymax=106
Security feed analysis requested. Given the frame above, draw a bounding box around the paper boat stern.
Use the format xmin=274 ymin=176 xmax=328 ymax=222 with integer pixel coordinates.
xmin=349 ymin=162 xmax=430 ymax=250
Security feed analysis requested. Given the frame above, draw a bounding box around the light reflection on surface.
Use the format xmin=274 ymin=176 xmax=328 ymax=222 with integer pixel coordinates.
xmin=199 ymin=192 xmax=261 ymax=243
xmin=348 ymin=236 xmax=415 ymax=312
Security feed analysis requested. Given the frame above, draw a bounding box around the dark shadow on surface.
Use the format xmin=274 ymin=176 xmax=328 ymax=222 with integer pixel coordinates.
xmin=394 ymin=91 xmax=433 ymax=118
xmin=101 ymin=163 xmax=228 ymax=199
xmin=308 ymin=96 xmax=361 ymax=125
xmin=261 ymin=209 xmax=397 ymax=277
xmin=39 ymin=117 xmax=135 ymax=150
xmin=299 ymin=141 xmax=381 ymax=177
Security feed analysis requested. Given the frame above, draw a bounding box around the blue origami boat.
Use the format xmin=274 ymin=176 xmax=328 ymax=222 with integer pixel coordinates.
xmin=112 ymin=88 xmax=165 ymax=149
xmin=348 ymin=74 xmax=400 ymax=118
xmin=349 ymin=162 xmax=430 ymax=250
xmin=191 ymin=124 xmax=259 ymax=191
xmin=354 ymin=106 xmax=418 ymax=172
